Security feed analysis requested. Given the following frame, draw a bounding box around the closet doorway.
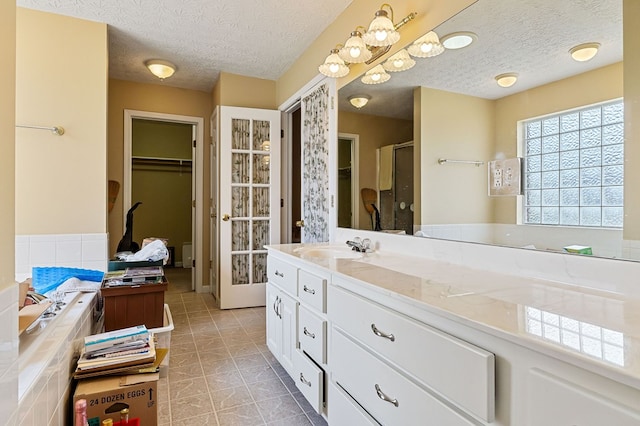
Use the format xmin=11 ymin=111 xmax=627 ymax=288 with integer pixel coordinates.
xmin=124 ymin=110 xmax=205 ymax=293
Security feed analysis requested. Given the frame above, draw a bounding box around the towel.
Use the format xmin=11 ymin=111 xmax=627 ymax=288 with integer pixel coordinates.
xmin=379 ymin=145 xmax=394 ymax=191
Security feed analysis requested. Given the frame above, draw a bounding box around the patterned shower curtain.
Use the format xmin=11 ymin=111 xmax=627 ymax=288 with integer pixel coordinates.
xmin=302 ymin=82 xmax=330 ymax=243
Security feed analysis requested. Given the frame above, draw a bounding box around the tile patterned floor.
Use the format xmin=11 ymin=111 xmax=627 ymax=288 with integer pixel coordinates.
xmin=160 ymin=268 xmax=327 ymax=426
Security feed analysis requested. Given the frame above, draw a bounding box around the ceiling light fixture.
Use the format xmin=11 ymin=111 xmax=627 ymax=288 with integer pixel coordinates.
xmin=441 ymin=31 xmax=477 ymax=50
xmin=407 ymin=31 xmax=445 ymax=58
xmin=145 ymin=60 xmax=176 ymax=80
xmin=495 ymin=72 xmax=518 ymax=88
xmin=362 ymin=4 xmax=400 ymax=47
xmin=569 ymin=42 xmax=600 ymax=62
xmin=348 ymin=95 xmax=371 ymax=109
xmin=383 ymin=49 xmax=415 ymax=72
xmin=361 ymin=65 xmax=390 ymax=85
xmin=319 ymin=48 xmax=350 ymax=78
xmin=318 ymin=4 xmax=417 ymax=78
xmin=339 ymin=28 xmax=372 ymax=63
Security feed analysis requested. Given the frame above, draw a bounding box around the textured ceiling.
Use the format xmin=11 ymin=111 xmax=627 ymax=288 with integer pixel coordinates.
xmin=339 ymin=0 xmax=623 ymax=120
xmin=17 ymin=0 xmax=353 ymax=92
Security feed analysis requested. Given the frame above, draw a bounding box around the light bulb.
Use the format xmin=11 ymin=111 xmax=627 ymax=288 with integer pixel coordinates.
xmin=393 ymin=59 xmax=404 ymax=68
xmin=375 ymin=30 xmax=387 ymax=42
xmin=371 ymin=73 xmax=381 ymax=82
xmin=350 ymin=47 xmax=361 ymax=58
xmin=420 ymin=43 xmax=433 ymax=53
xmin=329 ymin=63 xmax=340 ymax=73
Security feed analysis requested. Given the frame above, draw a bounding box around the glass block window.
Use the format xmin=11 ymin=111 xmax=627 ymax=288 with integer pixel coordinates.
xmin=523 ymin=100 xmax=624 ymax=228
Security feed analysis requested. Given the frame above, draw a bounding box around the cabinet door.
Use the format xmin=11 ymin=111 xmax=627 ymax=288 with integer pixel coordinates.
xmin=279 ymin=291 xmax=298 ymax=376
xmin=528 ymin=368 xmax=640 ymax=425
xmin=266 ymin=282 xmax=280 ymax=356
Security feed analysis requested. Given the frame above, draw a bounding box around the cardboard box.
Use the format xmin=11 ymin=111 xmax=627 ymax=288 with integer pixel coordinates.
xmin=74 ymin=373 xmax=158 ymax=426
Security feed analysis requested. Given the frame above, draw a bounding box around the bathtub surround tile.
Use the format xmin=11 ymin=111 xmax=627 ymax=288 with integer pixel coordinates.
xmin=15 ymin=233 xmax=109 ymax=281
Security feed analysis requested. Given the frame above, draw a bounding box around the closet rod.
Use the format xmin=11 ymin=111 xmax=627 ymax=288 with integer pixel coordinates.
xmin=437 ymin=158 xmax=484 ymax=167
xmin=16 ymin=124 xmax=65 ymax=136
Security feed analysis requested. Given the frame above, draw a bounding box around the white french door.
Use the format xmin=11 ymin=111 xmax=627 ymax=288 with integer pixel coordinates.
xmin=219 ymin=106 xmax=281 ymax=309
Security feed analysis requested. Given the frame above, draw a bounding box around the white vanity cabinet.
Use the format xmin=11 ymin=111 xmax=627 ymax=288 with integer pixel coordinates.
xmin=266 ymin=244 xmax=640 ymax=425
xmin=266 ymin=257 xmax=299 ymax=376
xmin=329 ymin=280 xmax=495 ymax=425
xmin=266 ymin=252 xmax=330 ymax=415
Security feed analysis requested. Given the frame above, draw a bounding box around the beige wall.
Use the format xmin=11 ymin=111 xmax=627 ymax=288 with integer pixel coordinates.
xmin=276 ymin=0 xmax=477 ymax=105
xmin=417 ymin=87 xmax=495 ymax=225
xmin=338 ymin=111 xmax=413 ymax=227
xmin=15 ymin=9 xmax=108 ymax=235
xmin=108 ymin=79 xmax=213 ymax=256
xmin=0 ymin=0 xmax=16 ymax=291
xmin=493 ymin=63 xmax=623 ymax=224
xmin=216 ymin=72 xmax=277 ymax=109
xmin=624 ymin=0 xmax=640 ymax=240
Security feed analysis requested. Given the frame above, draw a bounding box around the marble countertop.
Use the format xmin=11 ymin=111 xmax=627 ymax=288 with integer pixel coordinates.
xmin=266 ymin=243 xmax=640 ymax=390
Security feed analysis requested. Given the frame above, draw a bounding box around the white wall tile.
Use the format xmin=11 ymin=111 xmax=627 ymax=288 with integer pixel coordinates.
xmin=56 ymin=237 xmax=82 ymax=263
xmin=0 ymin=360 xmax=19 ymax=425
xmin=82 ymin=235 xmax=108 ymax=261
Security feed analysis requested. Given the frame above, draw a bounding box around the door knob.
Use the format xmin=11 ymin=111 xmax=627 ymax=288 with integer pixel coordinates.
xmin=222 ymin=214 xmax=230 ymax=221
xmin=295 ymin=220 xmax=304 ymax=227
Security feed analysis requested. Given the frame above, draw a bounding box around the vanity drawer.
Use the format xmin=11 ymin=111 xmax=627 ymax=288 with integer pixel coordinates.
xmin=328 ymin=382 xmax=380 ymax=426
xmin=298 ymin=305 xmax=326 ymax=364
xmin=329 ymin=284 xmax=495 ymax=422
xmin=294 ymin=349 xmax=324 ymax=414
xmin=298 ymin=269 xmax=327 ymax=312
xmin=267 ymin=256 xmax=297 ymax=295
xmin=331 ymin=329 xmax=475 ymax=426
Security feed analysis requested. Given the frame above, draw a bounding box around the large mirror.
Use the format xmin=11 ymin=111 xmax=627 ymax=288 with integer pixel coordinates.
xmin=337 ymin=0 xmax=638 ymax=260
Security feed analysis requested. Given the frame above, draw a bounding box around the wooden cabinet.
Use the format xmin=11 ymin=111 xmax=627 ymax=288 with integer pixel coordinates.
xmin=102 ymin=280 xmax=167 ymax=331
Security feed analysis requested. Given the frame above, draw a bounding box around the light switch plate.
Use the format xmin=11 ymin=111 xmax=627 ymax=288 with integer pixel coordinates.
xmin=488 ymin=158 xmax=522 ymax=196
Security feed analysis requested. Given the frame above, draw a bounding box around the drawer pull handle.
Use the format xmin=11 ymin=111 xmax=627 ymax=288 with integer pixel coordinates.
xmin=375 ymin=384 xmax=399 ymax=407
xmin=300 ymin=373 xmax=312 ymax=387
xmin=275 ymin=270 xmax=284 ymax=278
xmin=303 ymin=327 xmax=315 ymax=339
xmin=303 ymin=285 xmax=316 ymax=295
xmin=371 ymin=324 xmax=395 ymax=342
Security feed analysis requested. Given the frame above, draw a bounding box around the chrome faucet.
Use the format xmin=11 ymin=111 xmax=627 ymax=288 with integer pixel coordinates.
xmin=346 ymin=237 xmax=371 ymax=253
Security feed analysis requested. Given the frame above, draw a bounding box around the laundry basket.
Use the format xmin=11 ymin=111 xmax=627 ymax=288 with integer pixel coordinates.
xmin=149 ymin=304 xmax=174 ymax=374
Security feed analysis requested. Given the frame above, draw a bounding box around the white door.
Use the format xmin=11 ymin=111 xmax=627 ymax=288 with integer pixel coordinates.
xmin=300 ymin=80 xmax=337 ymax=243
xmin=210 ymin=108 xmax=219 ymax=301
xmin=219 ymin=106 xmax=281 ymax=309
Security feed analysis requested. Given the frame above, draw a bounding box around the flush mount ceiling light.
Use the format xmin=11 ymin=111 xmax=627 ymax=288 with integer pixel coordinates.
xmin=495 ymin=72 xmax=518 ymax=88
xmin=319 ymin=48 xmax=350 ymax=78
xmin=441 ymin=31 xmax=477 ymax=50
xmin=145 ymin=60 xmax=176 ymax=80
xmin=407 ymin=31 xmax=445 ymax=58
xmin=361 ymin=65 xmax=390 ymax=85
xmin=339 ymin=28 xmax=372 ymax=63
xmin=569 ymin=42 xmax=600 ymax=62
xmin=362 ymin=4 xmax=401 ymax=47
xmin=348 ymin=95 xmax=371 ymax=109
xmin=383 ymin=49 xmax=415 ymax=72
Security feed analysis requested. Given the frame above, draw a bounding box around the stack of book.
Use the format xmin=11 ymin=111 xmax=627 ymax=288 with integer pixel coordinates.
xmin=74 ymin=325 xmax=158 ymax=379
xmin=102 ymin=266 xmax=164 ymax=288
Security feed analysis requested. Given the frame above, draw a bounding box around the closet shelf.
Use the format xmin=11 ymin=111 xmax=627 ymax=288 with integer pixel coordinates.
xmin=132 ymin=156 xmax=192 ymax=167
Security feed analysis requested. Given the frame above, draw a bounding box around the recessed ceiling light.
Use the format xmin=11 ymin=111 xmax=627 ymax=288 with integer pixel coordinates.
xmin=495 ymin=73 xmax=518 ymax=88
xmin=569 ymin=42 xmax=600 ymax=62
xmin=441 ymin=31 xmax=477 ymax=50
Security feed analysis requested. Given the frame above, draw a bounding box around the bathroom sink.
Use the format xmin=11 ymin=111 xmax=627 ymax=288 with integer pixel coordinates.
xmin=295 ymin=246 xmax=364 ymax=260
